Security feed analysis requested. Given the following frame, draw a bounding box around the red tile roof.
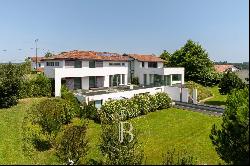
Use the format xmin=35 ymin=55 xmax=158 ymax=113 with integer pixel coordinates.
xmin=128 ymin=54 xmax=165 ymax=62
xmin=29 ymin=56 xmax=44 ymax=62
xmin=214 ymin=65 xmax=235 ymax=73
xmin=42 ymin=50 xmax=129 ymax=62
xmin=35 ymin=67 xmax=44 ymax=72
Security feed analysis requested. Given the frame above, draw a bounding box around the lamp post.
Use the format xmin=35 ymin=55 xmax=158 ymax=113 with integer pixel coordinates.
xmin=35 ymin=39 xmax=39 ymax=70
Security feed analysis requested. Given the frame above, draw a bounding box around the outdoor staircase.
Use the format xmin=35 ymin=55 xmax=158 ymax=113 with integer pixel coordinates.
xmin=173 ymin=101 xmax=225 ymax=116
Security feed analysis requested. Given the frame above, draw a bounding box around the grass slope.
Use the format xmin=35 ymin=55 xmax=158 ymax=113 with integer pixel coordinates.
xmin=0 ymin=98 xmax=59 ymax=165
xmin=0 ymin=98 xmax=223 ymax=165
xmin=204 ymin=86 xmax=227 ymax=106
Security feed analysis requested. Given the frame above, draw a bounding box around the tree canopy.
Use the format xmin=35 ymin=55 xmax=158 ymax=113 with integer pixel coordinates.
xmin=163 ymin=40 xmax=220 ymax=86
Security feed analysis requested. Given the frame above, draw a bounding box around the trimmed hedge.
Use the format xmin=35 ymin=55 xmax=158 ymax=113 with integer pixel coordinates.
xmin=95 ymin=92 xmax=172 ymax=123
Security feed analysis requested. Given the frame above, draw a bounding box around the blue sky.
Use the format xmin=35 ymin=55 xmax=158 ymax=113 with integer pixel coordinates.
xmin=0 ymin=0 xmax=248 ymax=63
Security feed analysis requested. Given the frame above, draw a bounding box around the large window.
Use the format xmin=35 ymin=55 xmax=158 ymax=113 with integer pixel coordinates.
xmin=172 ymin=74 xmax=181 ymax=81
xmin=142 ymin=62 xmax=144 ymax=67
xmin=46 ymin=62 xmax=54 ymax=66
xmin=74 ymin=77 xmax=81 ymax=89
xmin=74 ymin=61 xmax=82 ymax=68
xmin=95 ymin=61 xmax=103 ymax=67
xmin=89 ymin=61 xmax=95 ymax=68
xmin=109 ymin=62 xmax=126 ymax=66
xmin=148 ymin=62 xmax=157 ymax=68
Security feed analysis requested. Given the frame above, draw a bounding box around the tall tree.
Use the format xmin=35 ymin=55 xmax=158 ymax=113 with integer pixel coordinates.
xmin=169 ymin=40 xmax=219 ymax=86
xmin=160 ymin=50 xmax=171 ymax=67
xmin=218 ymin=71 xmax=246 ymax=95
xmin=210 ymin=88 xmax=249 ymax=165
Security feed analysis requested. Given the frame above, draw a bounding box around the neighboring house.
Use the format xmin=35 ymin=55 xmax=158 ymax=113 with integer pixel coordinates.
xmin=235 ymin=69 xmax=249 ymax=85
xmin=42 ymin=50 xmax=185 ymax=97
xmin=28 ymin=56 xmax=45 ymax=72
xmin=214 ymin=64 xmax=240 ymax=73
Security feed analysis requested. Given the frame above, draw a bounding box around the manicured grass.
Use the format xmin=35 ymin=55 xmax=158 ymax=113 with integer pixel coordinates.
xmin=85 ymin=108 xmax=223 ymax=165
xmin=204 ymin=86 xmax=227 ymax=106
xmin=0 ymin=98 xmax=223 ymax=165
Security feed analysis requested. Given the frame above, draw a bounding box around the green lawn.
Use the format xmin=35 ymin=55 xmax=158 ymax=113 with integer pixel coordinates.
xmin=0 ymin=98 xmax=59 ymax=165
xmin=0 ymin=98 xmax=223 ymax=165
xmin=203 ymin=86 xmax=227 ymax=106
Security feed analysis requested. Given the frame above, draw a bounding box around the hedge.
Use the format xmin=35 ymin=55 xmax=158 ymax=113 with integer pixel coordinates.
xmin=84 ymin=92 xmax=172 ymax=124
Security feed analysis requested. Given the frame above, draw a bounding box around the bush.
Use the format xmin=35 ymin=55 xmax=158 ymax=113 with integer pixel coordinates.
xmin=162 ymin=148 xmax=197 ymax=165
xmin=185 ymin=81 xmax=213 ymax=101
xmin=34 ymin=98 xmax=78 ymax=134
xmin=56 ymin=118 xmax=89 ymax=164
xmin=154 ymin=92 xmax=172 ymax=110
xmin=19 ymin=74 xmax=52 ymax=98
xmin=132 ymin=94 xmax=152 ymax=115
xmin=100 ymin=122 xmax=144 ymax=165
xmin=22 ymin=98 xmax=82 ymax=156
xmin=218 ymin=71 xmax=246 ymax=95
xmin=210 ymin=88 xmax=249 ymax=165
xmin=80 ymin=102 xmax=99 ymax=122
xmin=61 ymin=85 xmax=81 ymax=116
xmin=0 ymin=63 xmax=23 ymax=108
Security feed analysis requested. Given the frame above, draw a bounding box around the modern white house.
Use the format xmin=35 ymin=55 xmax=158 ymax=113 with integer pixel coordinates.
xmin=42 ymin=50 xmax=185 ymax=98
xmin=126 ymin=54 xmax=184 ymax=86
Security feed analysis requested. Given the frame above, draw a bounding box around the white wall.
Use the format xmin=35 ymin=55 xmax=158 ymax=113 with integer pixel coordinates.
xmin=81 ymin=77 xmax=89 ymax=90
xmin=75 ymin=85 xmax=192 ymax=104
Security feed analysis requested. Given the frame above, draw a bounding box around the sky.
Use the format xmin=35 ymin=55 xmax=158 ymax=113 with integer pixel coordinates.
xmin=0 ymin=0 xmax=249 ymax=63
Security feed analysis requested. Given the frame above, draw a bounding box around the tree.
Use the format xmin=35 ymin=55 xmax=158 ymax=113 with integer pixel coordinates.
xmin=44 ymin=52 xmax=54 ymax=58
xmin=100 ymin=122 xmax=144 ymax=165
xmin=210 ymin=88 xmax=249 ymax=165
xmin=56 ymin=118 xmax=89 ymax=164
xmin=168 ymin=40 xmax=219 ymax=86
xmin=160 ymin=50 xmax=171 ymax=67
xmin=218 ymin=71 xmax=245 ymax=95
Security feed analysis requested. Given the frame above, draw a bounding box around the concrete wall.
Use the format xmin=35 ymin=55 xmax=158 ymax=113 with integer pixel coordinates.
xmin=75 ymin=86 xmax=192 ymax=105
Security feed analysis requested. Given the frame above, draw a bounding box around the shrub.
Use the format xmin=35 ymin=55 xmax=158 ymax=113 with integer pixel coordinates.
xmin=56 ymin=118 xmax=89 ymax=164
xmin=99 ymin=99 xmax=127 ymax=123
xmin=19 ymin=74 xmax=52 ymax=98
xmin=0 ymin=63 xmax=23 ymax=108
xmin=98 ymin=93 xmax=172 ymax=124
xmin=80 ymin=102 xmax=99 ymax=122
xmin=34 ymin=98 xmax=77 ymax=134
xmin=185 ymin=81 xmax=213 ymax=101
xmin=61 ymin=85 xmax=81 ymax=116
xmin=210 ymin=88 xmax=249 ymax=165
xmin=100 ymin=122 xmax=144 ymax=165
xmin=218 ymin=71 xmax=246 ymax=95
xmin=162 ymin=148 xmax=197 ymax=165
xmin=132 ymin=93 xmax=152 ymax=115
xmin=154 ymin=92 xmax=172 ymax=110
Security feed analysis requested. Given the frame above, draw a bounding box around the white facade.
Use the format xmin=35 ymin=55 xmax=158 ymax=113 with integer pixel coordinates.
xmin=43 ymin=59 xmax=128 ymax=96
xmin=130 ymin=59 xmax=184 ymax=86
xmin=43 ymin=54 xmax=185 ymax=97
